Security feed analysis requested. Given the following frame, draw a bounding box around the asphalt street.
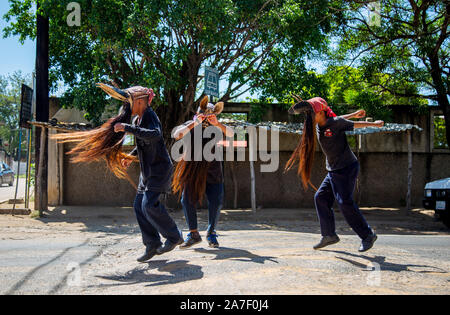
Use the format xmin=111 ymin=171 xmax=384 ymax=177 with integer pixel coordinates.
xmin=0 ymin=178 xmax=29 ymax=202
xmin=0 ymin=206 xmax=448 ymax=295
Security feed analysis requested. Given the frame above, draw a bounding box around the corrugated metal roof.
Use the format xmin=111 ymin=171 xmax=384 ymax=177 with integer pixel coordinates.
xmin=219 ymin=118 xmax=422 ymax=135
xmin=30 ymin=121 xmax=93 ymax=132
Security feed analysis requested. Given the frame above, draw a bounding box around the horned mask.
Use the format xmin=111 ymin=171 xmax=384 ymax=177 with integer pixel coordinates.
xmin=288 ymin=95 xmax=336 ymax=118
xmin=194 ymin=95 xmax=224 ymax=128
xmin=96 ymin=83 xmax=155 ymax=109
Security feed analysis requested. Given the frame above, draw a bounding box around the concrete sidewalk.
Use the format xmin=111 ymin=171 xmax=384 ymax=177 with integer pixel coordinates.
xmin=0 ymin=206 xmax=449 ymax=295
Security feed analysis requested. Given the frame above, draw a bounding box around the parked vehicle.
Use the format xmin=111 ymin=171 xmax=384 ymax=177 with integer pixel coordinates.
xmin=423 ymin=178 xmax=450 ymax=228
xmin=0 ymin=163 xmax=14 ymax=187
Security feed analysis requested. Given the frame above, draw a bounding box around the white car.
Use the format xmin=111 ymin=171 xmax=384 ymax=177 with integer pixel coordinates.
xmin=423 ymin=178 xmax=450 ymax=228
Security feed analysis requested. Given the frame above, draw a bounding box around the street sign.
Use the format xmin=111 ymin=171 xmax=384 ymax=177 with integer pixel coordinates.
xmin=20 ymin=84 xmax=33 ymax=129
xmin=204 ymin=66 xmax=219 ymax=98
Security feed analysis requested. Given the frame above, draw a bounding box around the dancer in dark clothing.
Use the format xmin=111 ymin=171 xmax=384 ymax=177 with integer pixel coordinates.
xmin=172 ymin=96 xmax=233 ymax=249
xmin=54 ymin=83 xmax=183 ymax=262
xmin=287 ymin=96 xmax=384 ymax=252
xmin=110 ymin=85 xmax=183 ymax=262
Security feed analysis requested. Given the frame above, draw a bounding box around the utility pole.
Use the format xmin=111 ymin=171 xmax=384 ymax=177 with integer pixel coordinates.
xmin=35 ymin=2 xmax=49 ymax=215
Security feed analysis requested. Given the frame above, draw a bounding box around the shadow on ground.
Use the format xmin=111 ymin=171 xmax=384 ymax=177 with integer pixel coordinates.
xmin=194 ymin=247 xmax=278 ymax=264
xmin=93 ymin=259 xmax=203 ymax=288
xmin=31 ymin=205 xmax=450 ymax=236
xmin=322 ymin=249 xmax=448 ymax=274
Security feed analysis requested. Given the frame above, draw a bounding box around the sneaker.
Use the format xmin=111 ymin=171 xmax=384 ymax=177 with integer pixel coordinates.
xmin=313 ymin=235 xmax=340 ymax=250
xmin=179 ymin=232 xmax=202 ymax=249
xmin=207 ymin=232 xmax=219 ymax=248
xmin=359 ymin=233 xmax=377 ymax=252
xmin=137 ymin=246 xmax=159 ymax=263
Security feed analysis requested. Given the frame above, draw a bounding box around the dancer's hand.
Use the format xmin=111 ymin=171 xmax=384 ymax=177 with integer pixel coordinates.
xmin=121 ymin=157 xmax=133 ymax=169
xmin=207 ymin=114 xmax=219 ymax=126
xmin=354 ymin=110 xmax=366 ymax=119
xmin=114 ymin=123 xmax=125 ymax=133
xmin=195 ymin=114 xmax=206 ymax=125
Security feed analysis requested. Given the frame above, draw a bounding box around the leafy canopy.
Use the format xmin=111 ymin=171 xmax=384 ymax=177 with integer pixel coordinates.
xmin=3 ymin=0 xmax=339 ymax=127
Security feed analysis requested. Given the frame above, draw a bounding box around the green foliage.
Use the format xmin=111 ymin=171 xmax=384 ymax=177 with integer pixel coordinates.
xmin=434 ymin=116 xmax=448 ymax=149
xmin=3 ymin=0 xmax=338 ymax=129
xmin=332 ymin=1 xmax=449 ymax=139
xmin=0 ymin=71 xmax=32 ymax=157
xmin=323 ymin=65 xmax=428 ymax=121
xmin=248 ymin=99 xmax=272 ymax=123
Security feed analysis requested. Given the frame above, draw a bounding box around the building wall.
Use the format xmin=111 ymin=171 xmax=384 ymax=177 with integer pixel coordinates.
xmin=61 ymin=145 xmax=450 ymax=209
xmin=58 ymin=106 xmax=450 ymax=209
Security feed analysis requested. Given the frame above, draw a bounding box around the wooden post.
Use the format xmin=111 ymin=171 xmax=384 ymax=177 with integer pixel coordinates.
xmin=35 ymin=127 xmax=47 ymax=215
xmin=249 ymin=160 xmax=256 ymax=213
xmin=355 ymin=135 xmax=361 ymax=205
xmin=230 ymin=162 xmax=238 ymax=209
xmin=34 ymin=3 xmax=49 ymax=214
xmin=248 ymin=127 xmax=257 ymax=213
xmin=406 ymin=129 xmax=413 ymax=215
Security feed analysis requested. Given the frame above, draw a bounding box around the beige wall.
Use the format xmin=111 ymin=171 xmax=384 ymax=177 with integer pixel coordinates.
xmin=52 ymin=106 xmax=449 ymax=209
xmin=59 ymin=145 xmax=450 ymax=209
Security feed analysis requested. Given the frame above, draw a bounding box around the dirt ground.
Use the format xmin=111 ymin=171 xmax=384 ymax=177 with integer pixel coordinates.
xmin=0 ymin=204 xmax=449 ymax=295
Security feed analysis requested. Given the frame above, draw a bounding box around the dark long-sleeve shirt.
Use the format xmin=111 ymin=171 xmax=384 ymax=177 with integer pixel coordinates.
xmin=123 ymin=107 xmax=173 ymax=193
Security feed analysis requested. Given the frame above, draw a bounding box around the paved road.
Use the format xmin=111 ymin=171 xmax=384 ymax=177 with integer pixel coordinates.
xmin=0 ymin=207 xmax=448 ymax=295
xmin=0 ymin=178 xmax=30 ymax=202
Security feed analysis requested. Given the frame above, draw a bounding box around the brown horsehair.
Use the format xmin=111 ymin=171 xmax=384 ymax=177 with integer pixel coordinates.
xmin=285 ymin=110 xmax=317 ymax=191
xmin=50 ymin=103 xmax=138 ymax=188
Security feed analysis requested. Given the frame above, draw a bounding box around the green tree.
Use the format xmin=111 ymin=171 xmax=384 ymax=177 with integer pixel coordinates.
xmin=3 ymin=0 xmax=340 ymax=137
xmin=333 ymin=1 xmax=449 ymax=142
xmin=323 ymin=65 xmax=428 ymax=122
xmin=0 ymin=71 xmax=31 ymax=159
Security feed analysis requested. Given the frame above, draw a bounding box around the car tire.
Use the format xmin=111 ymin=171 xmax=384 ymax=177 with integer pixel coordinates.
xmin=9 ymin=182 xmax=13 ymax=187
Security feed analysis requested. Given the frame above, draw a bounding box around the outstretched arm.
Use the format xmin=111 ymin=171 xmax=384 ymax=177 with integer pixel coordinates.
xmin=340 ymin=109 xmax=366 ymax=120
xmin=206 ymin=115 xmax=234 ymax=138
xmin=114 ymin=123 xmax=161 ymax=140
xmin=172 ymin=114 xmax=206 ymax=140
xmin=353 ymin=120 xmax=384 ymax=129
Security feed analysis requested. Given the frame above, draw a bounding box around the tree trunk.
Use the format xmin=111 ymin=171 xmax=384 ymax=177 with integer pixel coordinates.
xmin=35 ymin=2 xmax=49 ymax=215
xmin=427 ymin=53 xmax=450 ymax=146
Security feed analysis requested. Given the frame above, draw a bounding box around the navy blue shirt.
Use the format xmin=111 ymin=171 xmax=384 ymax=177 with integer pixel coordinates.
xmin=317 ymin=117 xmax=357 ymax=171
xmin=124 ymin=107 xmax=173 ymax=193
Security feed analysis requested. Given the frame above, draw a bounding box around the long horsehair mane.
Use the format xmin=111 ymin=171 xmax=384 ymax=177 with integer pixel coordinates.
xmin=172 ymin=96 xmax=224 ymax=204
xmin=172 ymin=129 xmax=211 ymax=205
xmin=51 ymin=103 xmax=138 ymax=188
xmin=285 ymin=105 xmax=318 ymax=191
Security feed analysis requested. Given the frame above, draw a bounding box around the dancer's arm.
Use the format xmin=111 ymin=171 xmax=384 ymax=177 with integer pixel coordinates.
xmin=115 ymin=111 xmax=162 ymax=140
xmin=340 ymin=109 xmax=366 ymax=120
xmin=172 ymin=115 xmax=206 ymax=140
xmin=121 ymin=124 xmax=161 ymax=140
xmin=353 ymin=120 xmax=384 ymax=129
xmin=206 ymin=115 xmax=234 ymax=138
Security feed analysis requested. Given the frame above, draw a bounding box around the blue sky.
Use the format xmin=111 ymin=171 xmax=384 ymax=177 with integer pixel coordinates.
xmin=0 ymin=1 xmax=36 ymax=78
